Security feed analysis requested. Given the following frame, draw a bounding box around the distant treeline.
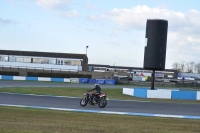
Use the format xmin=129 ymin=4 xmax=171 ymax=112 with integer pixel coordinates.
xmin=172 ymin=61 xmax=200 ymax=73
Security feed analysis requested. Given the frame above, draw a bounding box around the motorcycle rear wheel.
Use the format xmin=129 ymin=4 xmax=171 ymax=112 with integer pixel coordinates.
xmin=80 ymin=99 xmax=88 ymax=107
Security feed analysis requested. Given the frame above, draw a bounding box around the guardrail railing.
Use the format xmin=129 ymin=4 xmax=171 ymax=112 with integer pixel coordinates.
xmin=0 ymin=65 xmax=79 ymax=73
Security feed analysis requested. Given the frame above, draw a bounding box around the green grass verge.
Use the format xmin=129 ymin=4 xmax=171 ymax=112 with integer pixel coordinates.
xmin=0 ymin=87 xmax=200 ymax=104
xmin=0 ymin=106 xmax=199 ymax=133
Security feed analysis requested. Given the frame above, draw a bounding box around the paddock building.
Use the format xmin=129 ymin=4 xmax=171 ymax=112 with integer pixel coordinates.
xmin=0 ymin=49 xmax=88 ymax=73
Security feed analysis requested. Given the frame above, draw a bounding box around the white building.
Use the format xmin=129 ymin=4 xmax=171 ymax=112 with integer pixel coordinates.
xmin=0 ymin=49 xmax=88 ymax=72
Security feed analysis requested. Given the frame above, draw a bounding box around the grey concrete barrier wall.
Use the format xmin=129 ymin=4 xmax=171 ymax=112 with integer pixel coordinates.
xmin=91 ymin=72 xmax=114 ymax=79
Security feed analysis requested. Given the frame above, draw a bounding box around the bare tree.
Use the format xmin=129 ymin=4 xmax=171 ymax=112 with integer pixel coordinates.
xmin=185 ymin=61 xmax=195 ymax=73
xmin=195 ymin=62 xmax=200 ymax=73
xmin=172 ymin=61 xmax=198 ymax=73
xmin=180 ymin=61 xmax=186 ymax=72
xmin=190 ymin=61 xmax=195 ymax=73
xmin=172 ymin=62 xmax=180 ymax=71
xmin=186 ymin=62 xmax=191 ymax=72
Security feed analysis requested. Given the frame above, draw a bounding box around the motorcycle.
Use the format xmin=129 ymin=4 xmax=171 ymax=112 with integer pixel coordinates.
xmin=80 ymin=91 xmax=108 ymax=108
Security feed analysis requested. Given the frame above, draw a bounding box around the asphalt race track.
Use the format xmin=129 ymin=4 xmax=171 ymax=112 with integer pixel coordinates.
xmin=0 ymin=93 xmax=200 ymax=116
xmin=0 ymin=80 xmax=200 ymax=119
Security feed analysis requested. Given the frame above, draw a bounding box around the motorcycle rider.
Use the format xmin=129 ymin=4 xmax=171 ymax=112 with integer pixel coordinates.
xmin=87 ymin=83 xmax=102 ymax=103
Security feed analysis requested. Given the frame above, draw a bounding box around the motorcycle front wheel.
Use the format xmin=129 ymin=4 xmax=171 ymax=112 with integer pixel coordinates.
xmin=98 ymin=99 xmax=107 ymax=108
xmin=80 ymin=98 xmax=88 ymax=107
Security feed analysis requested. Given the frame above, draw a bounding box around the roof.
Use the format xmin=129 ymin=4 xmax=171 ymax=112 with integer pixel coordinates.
xmin=88 ymin=64 xmax=177 ymax=72
xmin=88 ymin=64 xmax=145 ymax=70
xmin=88 ymin=64 xmax=110 ymax=67
xmin=108 ymin=66 xmax=144 ymax=70
xmin=0 ymin=49 xmax=87 ymax=59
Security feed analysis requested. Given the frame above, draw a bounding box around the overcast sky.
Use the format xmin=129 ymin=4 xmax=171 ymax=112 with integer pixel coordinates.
xmin=1 ymin=0 xmax=200 ymax=69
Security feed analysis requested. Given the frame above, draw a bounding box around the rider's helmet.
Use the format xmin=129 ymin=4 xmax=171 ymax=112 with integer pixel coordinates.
xmin=95 ymin=83 xmax=99 ymax=87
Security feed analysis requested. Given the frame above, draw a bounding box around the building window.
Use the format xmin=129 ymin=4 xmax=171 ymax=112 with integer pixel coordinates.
xmin=64 ymin=60 xmax=71 ymax=65
xmin=23 ymin=57 xmax=31 ymax=63
xmin=72 ymin=60 xmax=81 ymax=65
xmin=15 ymin=57 xmax=24 ymax=63
xmin=4 ymin=56 xmax=8 ymax=62
xmin=41 ymin=59 xmax=49 ymax=64
xmin=9 ymin=56 xmax=15 ymax=62
xmin=33 ymin=58 xmax=50 ymax=64
xmin=57 ymin=60 xmax=64 ymax=65
xmin=33 ymin=58 xmax=41 ymax=64
xmin=49 ymin=59 xmax=56 ymax=65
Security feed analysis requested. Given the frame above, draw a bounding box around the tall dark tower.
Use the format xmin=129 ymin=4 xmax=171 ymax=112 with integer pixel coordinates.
xmin=143 ymin=19 xmax=168 ymax=90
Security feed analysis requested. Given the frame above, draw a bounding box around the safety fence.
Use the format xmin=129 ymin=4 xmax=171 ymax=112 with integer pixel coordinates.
xmin=123 ymin=88 xmax=200 ymax=100
xmin=0 ymin=75 xmax=116 ymax=85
